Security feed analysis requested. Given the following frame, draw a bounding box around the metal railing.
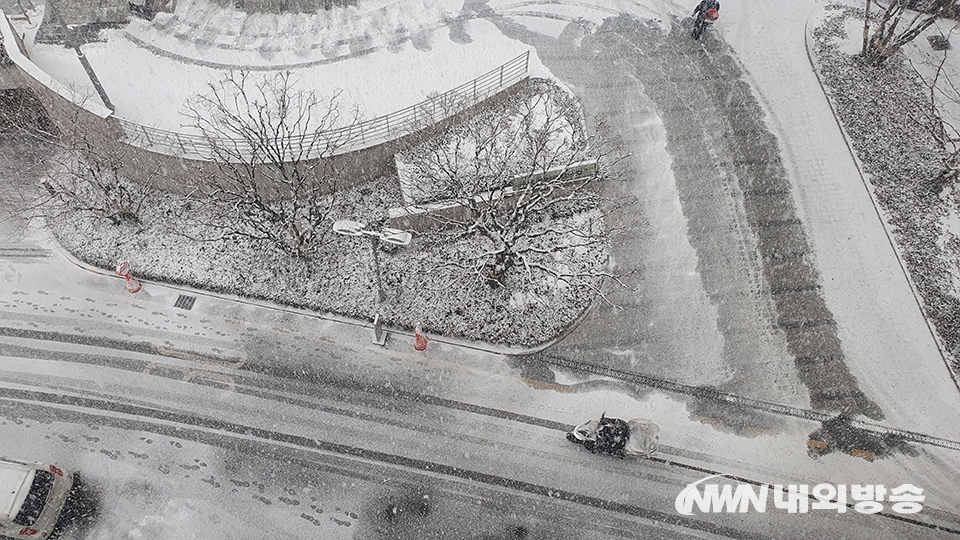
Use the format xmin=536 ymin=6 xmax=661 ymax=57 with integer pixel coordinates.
xmin=116 ymin=51 xmax=531 ymax=162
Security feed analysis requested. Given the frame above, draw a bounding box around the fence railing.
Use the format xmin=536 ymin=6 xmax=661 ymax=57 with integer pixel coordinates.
xmin=116 ymin=51 xmax=531 ymax=162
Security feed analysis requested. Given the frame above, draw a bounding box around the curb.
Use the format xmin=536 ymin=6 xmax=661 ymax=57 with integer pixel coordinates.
xmin=46 ymin=230 xmax=552 ymax=358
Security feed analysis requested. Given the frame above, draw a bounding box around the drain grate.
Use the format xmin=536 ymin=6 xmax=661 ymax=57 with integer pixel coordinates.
xmin=174 ymin=294 xmax=196 ymax=310
xmin=928 ymin=35 xmax=952 ymax=51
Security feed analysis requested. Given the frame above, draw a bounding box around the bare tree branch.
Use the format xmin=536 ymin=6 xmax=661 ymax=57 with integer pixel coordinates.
xmin=183 ymin=71 xmax=360 ymax=257
xmin=396 ymin=78 xmax=631 ymax=293
xmin=907 ymin=24 xmax=960 ymax=190
xmin=863 ymin=0 xmax=960 ymax=65
xmin=0 ymin=88 xmax=152 ymax=228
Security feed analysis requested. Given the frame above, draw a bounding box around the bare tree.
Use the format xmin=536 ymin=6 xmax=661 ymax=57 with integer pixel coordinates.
xmin=397 ymin=79 xmax=628 ymax=293
xmin=0 ymin=88 xmax=150 ymax=228
xmin=862 ymin=0 xmax=960 ymax=66
xmin=183 ymin=71 xmax=359 ymax=258
xmin=908 ymin=31 xmax=960 ymax=190
xmin=40 ymin=139 xmax=149 ymax=225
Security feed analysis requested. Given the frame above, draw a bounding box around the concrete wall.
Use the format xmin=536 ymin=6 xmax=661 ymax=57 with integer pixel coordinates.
xmin=387 ymin=181 xmax=589 ymax=234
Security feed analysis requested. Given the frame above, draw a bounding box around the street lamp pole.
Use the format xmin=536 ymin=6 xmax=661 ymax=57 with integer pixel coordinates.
xmin=333 ymin=219 xmax=412 ymax=303
xmin=369 ymin=235 xmax=386 ymax=303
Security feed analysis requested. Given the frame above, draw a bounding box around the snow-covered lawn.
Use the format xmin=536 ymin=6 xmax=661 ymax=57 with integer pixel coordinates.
xmin=813 ymin=4 xmax=960 ymax=374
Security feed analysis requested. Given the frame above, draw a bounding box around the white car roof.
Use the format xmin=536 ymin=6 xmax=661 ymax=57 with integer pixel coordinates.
xmin=0 ymin=459 xmax=35 ymax=521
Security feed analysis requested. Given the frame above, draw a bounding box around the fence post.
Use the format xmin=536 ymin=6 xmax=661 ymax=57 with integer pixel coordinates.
xmin=140 ymin=125 xmax=152 ymax=146
xmin=500 ymin=64 xmax=504 ymax=87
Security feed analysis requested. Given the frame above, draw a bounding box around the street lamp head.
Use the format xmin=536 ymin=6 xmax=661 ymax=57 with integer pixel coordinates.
xmin=379 ymin=228 xmax=413 ymax=247
xmin=332 ymin=219 xmax=366 ymax=237
xmin=333 ymin=219 xmax=412 ymax=304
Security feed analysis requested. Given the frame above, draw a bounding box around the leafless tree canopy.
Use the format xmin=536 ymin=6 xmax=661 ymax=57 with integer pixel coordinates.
xmin=862 ymin=0 xmax=960 ymax=66
xmin=183 ymin=71 xmax=359 ymax=257
xmin=0 ymin=88 xmax=149 ymax=228
xmin=398 ymin=78 xmax=626 ymax=290
xmin=910 ymin=30 xmax=960 ymax=190
xmin=41 ymin=142 xmax=149 ymax=226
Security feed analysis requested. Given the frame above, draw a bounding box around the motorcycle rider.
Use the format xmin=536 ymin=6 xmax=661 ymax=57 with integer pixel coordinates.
xmin=692 ymin=0 xmax=720 ymax=40
xmin=693 ymin=0 xmax=720 ymax=19
xmin=595 ymin=417 xmax=630 ymax=457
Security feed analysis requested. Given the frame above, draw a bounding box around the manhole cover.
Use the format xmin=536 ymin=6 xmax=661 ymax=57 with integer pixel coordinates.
xmin=174 ymin=294 xmax=196 ymax=310
xmin=928 ymin=35 xmax=951 ymax=51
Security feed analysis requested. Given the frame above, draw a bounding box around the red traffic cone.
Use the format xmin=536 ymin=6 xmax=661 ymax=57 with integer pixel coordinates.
xmin=414 ymin=323 xmax=428 ymax=351
xmin=125 ymin=275 xmax=142 ymax=294
xmin=117 ymin=261 xmax=142 ymax=293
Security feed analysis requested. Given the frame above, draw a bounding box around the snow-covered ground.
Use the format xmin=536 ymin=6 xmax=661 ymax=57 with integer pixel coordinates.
xmin=20 ymin=0 xmax=553 ymax=133
xmin=811 ymin=4 xmax=960 ymax=374
xmin=2 ymin=299 xmax=959 ymax=535
xmin=718 ymin=0 xmax=960 ymax=435
xmin=45 ymin=166 xmax=608 ymax=347
xmin=2 ymin=0 xmax=960 ymax=533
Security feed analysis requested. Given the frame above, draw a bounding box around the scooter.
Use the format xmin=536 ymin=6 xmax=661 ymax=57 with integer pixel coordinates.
xmin=692 ymin=8 xmax=719 ymax=41
xmin=566 ymin=414 xmax=660 ymax=458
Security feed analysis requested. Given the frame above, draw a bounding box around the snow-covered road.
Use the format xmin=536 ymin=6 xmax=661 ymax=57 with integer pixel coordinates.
xmin=723 ymin=0 xmax=960 ymax=440
xmin=3 ymin=324 xmax=960 ymax=538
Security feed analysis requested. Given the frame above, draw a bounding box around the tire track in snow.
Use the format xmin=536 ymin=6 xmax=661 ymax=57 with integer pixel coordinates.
xmin=4 ymin=324 xmax=960 ymax=454
xmin=0 ymin=385 xmax=765 ymax=540
xmin=2 ymin=333 xmax=960 ymax=535
xmin=2 ymin=386 xmax=958 ymax=537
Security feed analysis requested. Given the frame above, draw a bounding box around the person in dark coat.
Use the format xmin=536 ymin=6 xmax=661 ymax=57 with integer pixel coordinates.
xmin=596 ymin=417 xmax=631 ymax=457
xmin=693 ymin=0 xmax=720 ymax=18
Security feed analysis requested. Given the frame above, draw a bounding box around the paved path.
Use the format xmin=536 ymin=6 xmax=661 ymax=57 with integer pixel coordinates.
xmin=478 ymin=0 xmax=960 ymax=439
xmin=491 ymin=11 xmax=879 ymax=419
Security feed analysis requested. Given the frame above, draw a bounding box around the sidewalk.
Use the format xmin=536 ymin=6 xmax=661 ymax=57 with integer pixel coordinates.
xmin=0 ymin=221 xmax=536 ymax=363
xmin=722 ymin=0 xmax=960 ymax=437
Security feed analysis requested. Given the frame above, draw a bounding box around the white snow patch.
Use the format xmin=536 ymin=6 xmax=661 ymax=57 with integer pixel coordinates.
xmin=838 ymin=16 xmax=865 ymax=56
xmin=24 ymin=14 xmax=553 ymax=133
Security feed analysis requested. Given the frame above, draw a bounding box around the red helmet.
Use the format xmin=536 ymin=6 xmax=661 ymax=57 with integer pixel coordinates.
xmin=705 ymin=7 xmax=719 ymax=20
